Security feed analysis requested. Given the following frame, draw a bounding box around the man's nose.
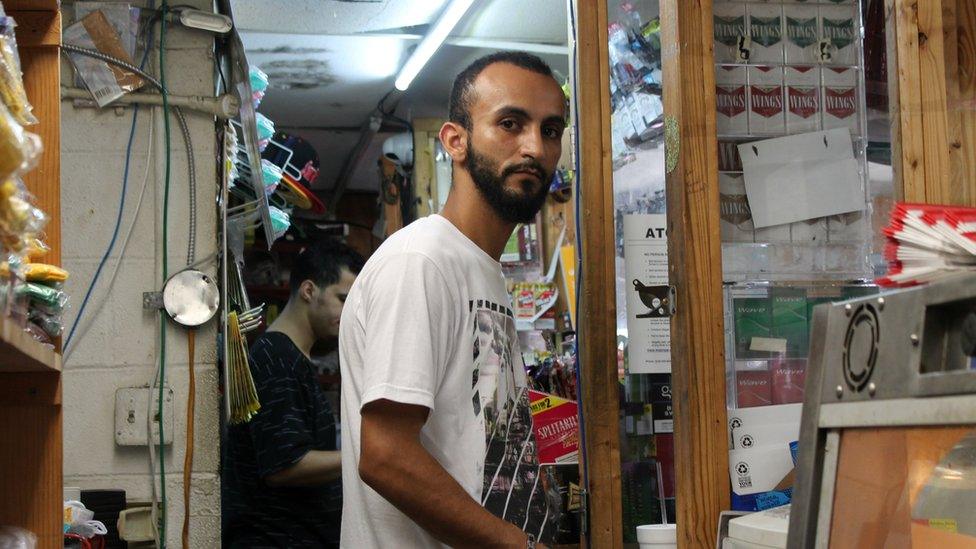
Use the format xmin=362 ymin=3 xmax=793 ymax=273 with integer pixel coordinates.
xmin=519 ymin=128 xmax=545 ymax=159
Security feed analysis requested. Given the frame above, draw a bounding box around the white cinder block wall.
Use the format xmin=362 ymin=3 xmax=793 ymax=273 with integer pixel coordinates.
xmin=61 ymin=2 xmax=221 ymax=546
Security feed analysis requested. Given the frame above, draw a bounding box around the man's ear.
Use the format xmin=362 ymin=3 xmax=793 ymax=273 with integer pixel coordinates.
xmin=439 ymin=121 xmax=468 ymax=164
xmin=298 ymin=279 xmax=317 ymax=303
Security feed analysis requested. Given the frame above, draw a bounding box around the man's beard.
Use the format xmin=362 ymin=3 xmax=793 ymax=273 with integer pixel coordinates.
xmin=465 ymin=139 xmax=551 ymax=224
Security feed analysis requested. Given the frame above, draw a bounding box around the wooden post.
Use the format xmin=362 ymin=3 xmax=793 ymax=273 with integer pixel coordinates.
xmin=659 ymin=0 xmax=731 ymax=547
xmin=888 ymin=0 xmax=976 ymax=206
xmin=945 ymin=0 xmax=976 ymax=206
xmin=575 ymin=1 xmax=624 ymax=547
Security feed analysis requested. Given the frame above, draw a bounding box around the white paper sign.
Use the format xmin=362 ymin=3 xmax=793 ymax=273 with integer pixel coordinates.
xmin=738 ymin=129 xmax=865 ymax=229
xmin=623 ymin=214 xmax=671 ymax=374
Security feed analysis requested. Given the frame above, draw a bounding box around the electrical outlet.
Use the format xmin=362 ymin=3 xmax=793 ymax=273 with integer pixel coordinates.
xmin=115 ymin=387 xmax=174 ymax=446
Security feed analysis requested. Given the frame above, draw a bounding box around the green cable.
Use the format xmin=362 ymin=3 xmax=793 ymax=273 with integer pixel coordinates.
xmin=158 ymin=3 xmax=171 ymax=546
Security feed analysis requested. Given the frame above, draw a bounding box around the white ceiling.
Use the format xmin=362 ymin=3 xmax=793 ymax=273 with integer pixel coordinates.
xmin=229 ymin=0 xmax=570 ymax=191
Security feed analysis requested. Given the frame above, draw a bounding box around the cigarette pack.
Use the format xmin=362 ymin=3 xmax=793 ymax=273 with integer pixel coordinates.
xmin=720 ymin=173 xmax=756 ymax=243
xmin=784 ymin=5 xmax=819 ymax=65
xmin=749 ymin=66 xmax=785 ymax=136
xmin=748 ymin=4 xmax=785 ymax=64
xmin=771 ymin=359 xmax=807 ymax=405
xmin=822 ymin=67 xmax=859 ymax=134
xmin=736 ymin=369 xmax=773 ymax=408
xmin=785 ymin=66 xmax=821 ymax=134
xmin=820 ymin=5 xmax=857 ymax=66
xmin=717 ymin=65 xmax=749 ymax=136
xmin=714 ymin=3 xmax=748 ymax=64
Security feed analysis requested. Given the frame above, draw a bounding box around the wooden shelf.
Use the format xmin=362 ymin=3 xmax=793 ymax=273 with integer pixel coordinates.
xmin=3 ymin=0 xmax=59 ymax=11
xmin=0 ymin=316 xmax=61 ymax=373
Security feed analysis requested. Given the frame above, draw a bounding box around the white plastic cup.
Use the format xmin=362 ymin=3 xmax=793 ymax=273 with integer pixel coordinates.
xmin=637 ymin=523 xmax=677 ymax=549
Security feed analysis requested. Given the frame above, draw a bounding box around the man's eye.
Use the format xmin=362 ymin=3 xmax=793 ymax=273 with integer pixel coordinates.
xmin=500 ymin=119 xmax=518 ymax=130
xmin=543 ymin=127 xmax=561 ymax=139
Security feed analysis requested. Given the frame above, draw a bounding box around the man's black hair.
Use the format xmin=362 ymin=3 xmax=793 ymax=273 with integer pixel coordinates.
xmin=449 ymin=51 xmax=556 ymax=131
xmin=289 ymin=239 xmax=364 ymax=296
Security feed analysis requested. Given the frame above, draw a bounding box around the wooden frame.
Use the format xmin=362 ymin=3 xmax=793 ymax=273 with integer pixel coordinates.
xmin=575 ymin=0 xmax=729 ymax=547
xmin=658 ymin=0 xmax=731 ymax=546
xmin=0 ymin=3 xmax=62 ymax=548
xmin=576 ymin=1 xmax=623 ymax=546
xmin=576 ymin=0 xmax=974 ymax=546
xmin=888 ymin=0 xmax=976 ymax=205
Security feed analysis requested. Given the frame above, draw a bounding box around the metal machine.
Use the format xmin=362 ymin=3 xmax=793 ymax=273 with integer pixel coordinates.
xmin=788 ymin=274 xmax=976 ymax=547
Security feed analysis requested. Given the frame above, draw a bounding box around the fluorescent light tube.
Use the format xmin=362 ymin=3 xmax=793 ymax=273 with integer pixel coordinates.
xmin=175 ymin=8 xmax=233 ymax=34
xmin=394 ymin=0 xmax=476 ymax=91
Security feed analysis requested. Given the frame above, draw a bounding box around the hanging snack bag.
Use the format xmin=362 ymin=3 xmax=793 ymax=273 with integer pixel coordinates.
xmin=0 ymin=17 xmax=37 ymax=125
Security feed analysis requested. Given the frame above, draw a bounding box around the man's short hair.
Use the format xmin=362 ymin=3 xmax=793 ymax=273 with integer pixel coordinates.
xmin=449 ymin=51 xmax=556 ymax=131
xmin=289 ymin=239 xmax=364 ymax=296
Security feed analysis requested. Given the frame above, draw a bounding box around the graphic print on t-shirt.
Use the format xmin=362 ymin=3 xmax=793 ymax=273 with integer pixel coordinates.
xmin=470 ymin=300 xmax=559 ymax=542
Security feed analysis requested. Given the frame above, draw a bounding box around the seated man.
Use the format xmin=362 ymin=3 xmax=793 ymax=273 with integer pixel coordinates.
xmin=222 ymin=240 xmax=364 ymax=548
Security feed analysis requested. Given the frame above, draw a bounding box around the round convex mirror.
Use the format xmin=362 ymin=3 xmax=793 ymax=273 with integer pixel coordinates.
xmin=162 ymin=269 xmax=219 ymax=327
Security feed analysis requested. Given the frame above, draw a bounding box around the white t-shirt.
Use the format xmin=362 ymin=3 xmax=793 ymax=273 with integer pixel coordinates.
xmin=339 ymin=215 xmax=557 ymax=548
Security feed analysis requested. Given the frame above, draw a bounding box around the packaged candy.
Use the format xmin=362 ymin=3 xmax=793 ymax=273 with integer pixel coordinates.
xmin=0 ymin=101 xmax=41 ymax=182
xmin=23 ymin=263 xmax=68 ymax=283
xmin=0 ymin=17 xmax=37 ymax=125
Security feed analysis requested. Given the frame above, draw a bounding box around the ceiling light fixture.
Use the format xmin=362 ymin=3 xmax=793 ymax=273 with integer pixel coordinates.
xmin=394 ymin=0 xmax=476 ymax=91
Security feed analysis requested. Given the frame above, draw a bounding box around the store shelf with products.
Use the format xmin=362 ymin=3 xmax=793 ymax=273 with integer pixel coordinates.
xmin=0 ymin=316 xmax=61 ymax=373
xmin=0 ymin=2 xmax=62 ymax=547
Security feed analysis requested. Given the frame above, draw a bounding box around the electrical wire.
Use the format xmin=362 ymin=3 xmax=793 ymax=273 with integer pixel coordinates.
xmin=63 ymin=115 xmax=155 ymax=363
xmin=61 ymin=102 xmax=138 ymax=352
xmin=182 ymin=329 xmax=196 ymax=549
xmin=158 ymin=3 xmax=172 ymax=545
xmin=60 ymin=43 xmax=198 ymax=266
xmin=60 ymin=49 xmax=199 ymax=351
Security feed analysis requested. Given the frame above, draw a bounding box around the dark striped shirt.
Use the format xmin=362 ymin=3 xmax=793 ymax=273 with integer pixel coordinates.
xmin=222 ymin=332 xmax=340 ymax=548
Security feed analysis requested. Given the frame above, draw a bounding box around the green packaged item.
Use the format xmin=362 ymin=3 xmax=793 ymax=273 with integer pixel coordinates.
xmin=734 ymin=296 xmax=772 ymax=359
xmin=770 ymin=288 xmax=809 ymax=358
xmin=268 ymin=206 xmax=290 ymax=238
xmin=255 ymin=112 xmax=275 ymax=141
xmin=17 ymin=281 xmax=65 ymax=309
xmin=249 ymin=65 xmax=269 ymax=94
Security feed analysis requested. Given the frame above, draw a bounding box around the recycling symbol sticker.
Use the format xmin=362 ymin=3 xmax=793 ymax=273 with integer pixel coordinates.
xmin=736 ymin=462 xmax=750 ymax=476
xmin=740 ymin=435 xmax=755 ymax=448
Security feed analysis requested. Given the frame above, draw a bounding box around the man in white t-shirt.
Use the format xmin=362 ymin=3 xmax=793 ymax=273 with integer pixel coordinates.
xmin=338 ymin=51 xmax=567 ymax=548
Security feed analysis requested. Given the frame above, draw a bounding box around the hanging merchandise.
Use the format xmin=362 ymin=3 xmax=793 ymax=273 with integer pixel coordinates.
xmin=23 ymin=262 xmax=68 ymax=283
xmin=249 ymin=64 xmax=269 ymax=109
xmin=259 ymin=159 xmax=283 ymax=195
xmin=224 ymin=256 xmax=263 ymax=424
xmin=268 ymin=205 xmax=290 ymax=240
xmin=254 ymin=112 xmax=275 ymax=152
xmin=0 ymin=103 xmax=39 ymax=182
xmin=0 ymin=17 xmax=36 ymax=125
xmin=249 ymin=65 xmax=269 ymax=94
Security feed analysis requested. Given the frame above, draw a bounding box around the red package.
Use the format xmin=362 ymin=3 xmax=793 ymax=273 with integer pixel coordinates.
xmin=736 ymin=369 xmax=773 ymax=408
xmin=771 ymin=359 xmax=807 ymax=404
